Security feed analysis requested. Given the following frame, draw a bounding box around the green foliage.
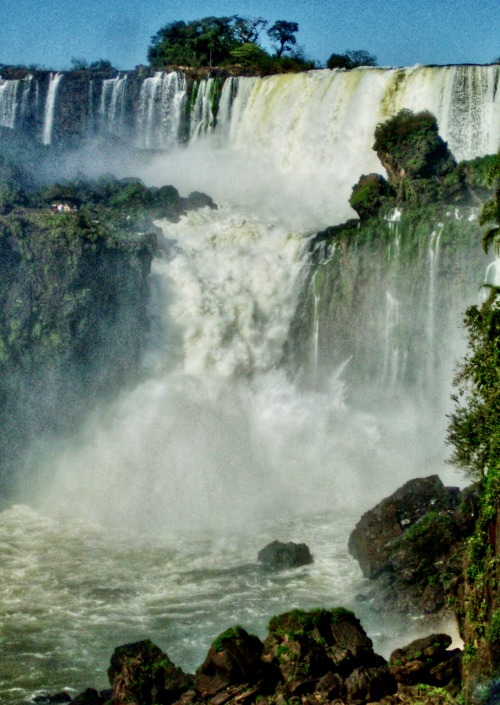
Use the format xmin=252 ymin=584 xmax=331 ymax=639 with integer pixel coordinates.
xmin=147 ymin=14 xmax=310 ymax=71
xmin=148 ymin=16 xmax=243 ymax=68
xmin=349 ymin=173 xmax=394 ymax=220
xmin=374 ymin=109 xmax=450 ymax=177
xmin=486 ymin=609 xmax=500 ymax=644
xmin=230 ymin=43 xmax=273 ymax=69
xmin=447 ymin=292 xmax=500 ymax=480
xmin=478 ymin=153 xmax=500 ymax=253
xmin=327 ymin=49 xmax=377 ymax=70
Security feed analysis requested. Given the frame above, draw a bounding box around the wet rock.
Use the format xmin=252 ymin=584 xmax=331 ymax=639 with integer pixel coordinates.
xmin=348 ymin=475 xmax=479 ymax=615
xmin=195 ymin=626 xmax=265 ymax=698
xmin=263 ymin=608 xmax=396 ymax=700
xmin=71 ymin=689 xmax=106 ymax=704
xmin=344 ymin=664 xmax=398 ymax=702
xmin=108 ymin=639 xmax=191 ymax=705
xmin=257 ymin=541 xmax=313 ymax=570
xmin=33 ymin=694 xmax=72 ymax=704
xmin=389 ymin=633 xmax=461 ymax=690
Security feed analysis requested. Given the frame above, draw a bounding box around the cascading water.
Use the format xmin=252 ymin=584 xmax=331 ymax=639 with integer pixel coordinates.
xmin=99 ymin=74 xmax=128 ymax=135
xmin=189 ymin=78 xmax=217 ymax=139
xmin=136 ymin=71 xmax=188 ymax=150
xmin=41 ymin=72 xmax=62 ymax=145
xmin=0 ymin=64 xmax=498 ymax=703
xmin=0 ymin=78 xmax=20 ymax=128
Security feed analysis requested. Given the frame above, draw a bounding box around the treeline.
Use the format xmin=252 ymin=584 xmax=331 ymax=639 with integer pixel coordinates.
xmin=147 ymin=15 xmax=377 ymax=72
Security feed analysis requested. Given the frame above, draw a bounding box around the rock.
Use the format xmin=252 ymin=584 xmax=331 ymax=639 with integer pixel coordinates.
xmin=389 ymin=633 xmax=461 ymax=691
xmin=372 ymin=109 xmax=464 ymax=204
xmin=257 ymin=541 xmax=313 ymax=570
xmin=186 ymin=191 xmax=218 ymax=210
xmin=344 ymin=665 xmax=398 ymax=702
xmin=263 ymin=608 xmax=396 ymax=700
xmin=71 ymin=689 xmax=106 ymax=704
xmin=108 ymin=639 xmax=191 ymax=705
xmin=195 ymin=626 xmax=265 ymax=698
xmin=349 ymin=477 xmax=480 ymax=615
xmin=33 ymin=694 xmax=72 ymax=704
xmin=348 ymin=475 xmax=458 ymax=579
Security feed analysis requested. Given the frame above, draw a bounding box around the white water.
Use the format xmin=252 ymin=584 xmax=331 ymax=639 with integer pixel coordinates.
xmin=136 ymin=71 xmax=188 ymax=150
xmin=99 ymin=75 xmax=128 ymax=134
xmin=0 ymin=79 xmax=20 ymax=128
xmin=0 ymin=64 xmax=496 ymax=702
xmin=41 ymin=73 xmax=62 ymax=145
xmin=140 ymin=65 xmax=499 ymax=230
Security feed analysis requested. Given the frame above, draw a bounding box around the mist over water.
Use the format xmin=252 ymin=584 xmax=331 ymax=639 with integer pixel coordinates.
xmin=1 ymin=65 xmax=496 ymax=702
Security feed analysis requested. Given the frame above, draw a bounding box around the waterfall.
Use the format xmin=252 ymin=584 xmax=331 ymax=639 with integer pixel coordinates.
xmin=41 ymin=72 xmax=62 ymax=145
xmin=136 ymin=71 xmax=187 ymax=149
xmin=189 ymin=78 xmax=217 ymax=139
xmin=426 ymin=226 xmax=443 ymax=386
xmin=382 ymin=291 xmax=402 ymax=387
xmin=0 ymin=78 xmax=20 ymax=128
xmin=99 ymin=74 xmax=128 ymax=134
xmin=19 ymin=74 xmax=32 ymax=127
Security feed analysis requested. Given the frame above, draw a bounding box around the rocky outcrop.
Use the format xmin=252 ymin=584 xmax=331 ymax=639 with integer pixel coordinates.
xmin=257 ymin=540 xmax=313 ymax=570
xmin=349 ymin=173 xmax=395 ymax=221
xmin=37 ymin=610 xmax=466 ymax=705
xmin=372 ymin=109 xmax=463 ymax=205
xmin=348 ymin=475 xmax=479 ymax=614
xmin=389 ymin=633 xmax=462 ymax=693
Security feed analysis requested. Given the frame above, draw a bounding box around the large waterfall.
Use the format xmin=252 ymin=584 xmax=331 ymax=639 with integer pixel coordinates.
xmin=0 ymin=64 xmax=498 ymax=703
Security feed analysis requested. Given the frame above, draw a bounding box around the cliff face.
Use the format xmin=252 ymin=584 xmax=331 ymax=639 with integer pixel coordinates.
xmin=0 ymin=208 xmax=155 ymax=493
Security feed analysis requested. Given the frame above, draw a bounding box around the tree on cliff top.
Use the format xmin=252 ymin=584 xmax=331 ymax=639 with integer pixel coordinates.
xmin=327 ymin=50 xmax=377 ymax=70
xmin=266 ymin=20 xmax=299 ymax=59
xmin=148 ymin=15 xmax=270 ymax=68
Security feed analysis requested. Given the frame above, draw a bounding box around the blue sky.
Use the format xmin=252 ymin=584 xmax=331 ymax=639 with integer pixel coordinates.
xmin=1 ymin=0 xmax=498 ymax=70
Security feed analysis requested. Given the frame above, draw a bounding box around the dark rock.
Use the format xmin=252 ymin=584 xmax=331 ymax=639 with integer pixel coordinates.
xmin=71 ymin=689 xmax=106 ymax=704
xmin=108 ymin=639 xmax=191 ymax=705
xmin=347 ymin=476 xmax=478 ymax=615
xmin=257 ymin=541 xmax=313 ymax=570
xmin=348 ymin=475 xmax=458 ymax=579
xmin=344 ymin=665 xmax=397 ymax=703
xmin=186 ymin=191 xmax=218 ymax=210
xmin=389 ymin=633 xmax=462 ymax=689
xmin=33 ymin=694 xmax=72 ymax=703
xmin=195 ymin=626 xmax=265 ymax=697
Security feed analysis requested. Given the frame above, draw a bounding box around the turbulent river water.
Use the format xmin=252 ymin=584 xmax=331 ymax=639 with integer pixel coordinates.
xmin=1 ymin=205 xmax=464 ymax=704
xmin=1 ymin=64 xmax=498 ymax=702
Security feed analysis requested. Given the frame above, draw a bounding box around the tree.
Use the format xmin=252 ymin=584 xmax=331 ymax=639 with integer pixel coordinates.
xmin=233 ymin=16 xmax=268 ymax=44
xmin=148 ymin=17 xmax=240 ymax=68
xmin=327 ymin=49 xmax=377 ymax=70
xmin=267 ymin=20 xmax=299 ymax=59
xmin=447 ymin=164 xmax=500 ymax=480
xmin=229 ymin=43 xmax=272 ymax=69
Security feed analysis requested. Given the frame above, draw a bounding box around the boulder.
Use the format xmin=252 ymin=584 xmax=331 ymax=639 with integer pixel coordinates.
xmin=263 ymin=608 xmax=396 ymax=700
xmin=257 ymin=541 xmax=313 ymax=570
xmin=389 ymin=633 xmax=462 ymax=692
xmin=195 ymin=626 xmax=265 ymax=698
xmin=348 ymin=475 xmax=459 ymax=579
xmin=349 ymin=476 xmax=479 ymax=615
xmin=108 ymin=640 xmax=191 ymax=705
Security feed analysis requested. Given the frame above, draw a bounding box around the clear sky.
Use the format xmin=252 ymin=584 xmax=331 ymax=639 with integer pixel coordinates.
xmin=0 ymin=0 xmax=498 ymax=71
